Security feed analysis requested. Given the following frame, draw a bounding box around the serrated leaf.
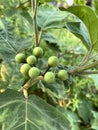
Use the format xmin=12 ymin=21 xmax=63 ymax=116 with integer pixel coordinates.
xmin=37 ymin=4 xmax=68 ymax=30
xmin=0 ymin=89 xmax=70 ymax=130
xmin=67 ymin=6 xmax=98 ymax=52
xmin=66 ymin=22 xmax=91 ymax=49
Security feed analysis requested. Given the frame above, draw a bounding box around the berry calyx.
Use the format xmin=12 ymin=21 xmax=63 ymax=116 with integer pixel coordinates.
xmin=15 ymin=53 xmax=25 ymax=63
xmin=44 ymin=72 xmax=55 ymax=84
xmin=26 ymin=55 xmax=37 ymax=65
xmin=29 ymin=67 xmax=40 ymax=78
xmin=48 ymin=56 xmax=59 ymax=67
xmin=57 ymin=70 xmax=68 ymax=81
xmin=33 ymin=47 xmax=43 ymax=57
xmin=20 ymin=64 xmax=31 ymax=76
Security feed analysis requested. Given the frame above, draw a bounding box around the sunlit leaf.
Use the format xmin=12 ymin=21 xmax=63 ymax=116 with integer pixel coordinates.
xmin=0 ymin=62 xmax=24 ymax=90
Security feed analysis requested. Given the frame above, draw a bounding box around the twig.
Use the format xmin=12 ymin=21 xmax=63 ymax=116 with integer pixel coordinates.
xmin=18 ymin=76 xmax=43 ymax=98
xmin=89 ymin=53 xmax=98 ymax=61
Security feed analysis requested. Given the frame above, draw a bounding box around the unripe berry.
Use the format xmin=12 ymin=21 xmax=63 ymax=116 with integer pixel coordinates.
xmin=57 ymin=70 xmax=68 ymax=81
xmin=20 ymin=64 xmax=31 ymax=75
xmin=33 ymin=47 xmax=43 ymax=57
xmin=44 ymin=72 xmax=55 ymax=84
xmin=26 ymin=55 xmax=37 ymax=65
xmin=29 ymin=67 xmax=40 ymax=78
xmin=48 ymin=56 xmax=59 ymax=67
xmin=15 ymin=53 xmax=25 ymax=63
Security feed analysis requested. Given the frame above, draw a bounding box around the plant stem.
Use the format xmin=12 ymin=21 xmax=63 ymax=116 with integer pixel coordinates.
xmin=81 ymin=70 xmax=98 ymax=74
xmin=79 ymin=47 xmax=93 ymax=66
xmin=31 ymin=0 xmax=38 ymax=47
xmin=43 ymin=65 xmax=51 ymax=75
xmin=18 ymin=76 xmax=43 ymax=93
xmin=68 ymin=60 xmax=98 ymax=74
xmin=38 ymin=30 xmax=43 ymax=45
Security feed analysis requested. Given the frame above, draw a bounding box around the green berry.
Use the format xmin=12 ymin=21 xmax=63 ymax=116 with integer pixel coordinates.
xmin=15 ymin=53 xmax=25 ymax=63
xmin=57 ymin=70 xmax=68 ymax=81
xmin=33 ymin=47 xmax=43 ymax=57
xmin=20 ymin=64 xmax=31 ymax=75
xmin=48 ymin=56 xmax=59 ymax=67
xmin=26 ymin=55 xmax=37 ymax=65
xmin=29 ymin=67 xmax=40 ymax=78
xmin=44 ymin=72 xmax=55 ymax=84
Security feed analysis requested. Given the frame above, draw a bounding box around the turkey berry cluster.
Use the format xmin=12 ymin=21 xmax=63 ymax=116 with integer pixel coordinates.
xmin=15 ymin=47 xmax=68 ymax=84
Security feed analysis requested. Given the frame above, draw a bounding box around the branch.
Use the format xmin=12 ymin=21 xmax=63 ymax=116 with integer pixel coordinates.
xmin=81 ymin=70 xmax=98 ymax=75
xmin=31 ymin=0 xmax=38 ymax=47
xmin=68 ymin=60 xmax=98 ymax=74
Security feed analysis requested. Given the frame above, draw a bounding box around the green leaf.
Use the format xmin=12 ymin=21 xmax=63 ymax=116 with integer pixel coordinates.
xmin=37 ymin=4 xmax=68 ymax=30
xmin=93 ymin=0 xmax=98 ymax=15
xmin=0 ymin=62 xmax=24 ymax=90
xmin=0 ymin=0 xmax=19 ymax=7
xmin=67 ymin=6 xmax=98 ymax=51
xmin=3 ymin=8 xmax=32 ymax=26
xmin=42 ymin=32 xmax=62 ymax=45
xmin=57 ymin=107 xmax=81 ymax=130
xmin=0 ymin=19 xmax=32 ymax=61
xmin=89 ymin=74 xmax=98 ymax=90
xmin=91 ymin=111 xmax=98 ymax=130
xmin=40 ymin=81 xmax=66 ymax=99
xmin=42 ymin=32 xmax=61 ymax=51
xmin=77 ymin=100 xmax=93 ymax=124
xmin=0 ymin=89 xmax=70 ymax=130
xmin=66 ymin=22 xmax=91 ymax=49
xmin=74 ymin=0 xmax=86 ymax=5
